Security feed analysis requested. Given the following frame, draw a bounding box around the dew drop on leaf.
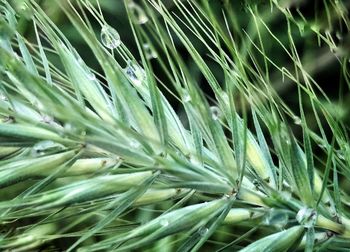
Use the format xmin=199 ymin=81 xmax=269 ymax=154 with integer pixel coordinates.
xmin=198 ymin=226 xmax=209 ymax=236
xmin=183 ymin=91 xmax=191 ymax=103
xmin=128 ymin=1 xmax=149 ymax=24
xmin=280 ymin=126 xmax=291 ymax=145
xmin=223 ymin=194 xmax=230 ymax=199
xmin=336 ymin=149 xmax=345 ymax=160
xmin=87 ymin=72 xmax=96 ymax=81
xmin=64 ymin=122 xmax=86 ymax=136
xmin=142 ymin=43 xmax=157 ymax=59
xmin=221 ymin=91 xmax=229 ymax=106
xmin=160 ymin=218 xmax=169 ymax=227
xmin=124 ymin=61 xmax=145 ymax=86
xmin=281 ymin=191 xmax=292 ymax=201
xmin=0 ymin=91 xmax=7 ymax=101
xmin=101 ymin=25 xmax=121 ymax=49
xmin=15 ymin=1 xmax=33 ymax=20
xmin=210 ymin=106 xmax=221 ymax=121
xmin=73 ymin=52 xmax=97 ymax=81
xmin=40 ymin=114 xmax=54 ymax=124
xmin=31 ymin=140 xmax=64 ymax=157
xmin=130 ymin=139 xmax=141 ymax=149
xmin=293 ymin=116 xmax=301 ymax=125
xmin=336 ymin=31 xmax=343 ymax=41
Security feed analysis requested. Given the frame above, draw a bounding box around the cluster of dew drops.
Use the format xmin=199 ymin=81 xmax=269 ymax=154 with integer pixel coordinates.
xmin=99 ymin=1 xmax=222 ymax=123
xmin=99 ymin=1 xmax=157 ymax=86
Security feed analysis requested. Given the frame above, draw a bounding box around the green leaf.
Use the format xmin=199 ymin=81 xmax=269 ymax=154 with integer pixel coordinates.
xmin=239 ymin=226 xmax=304 ymax=252
xmin=290 ymin=134 xmax=313 ymax=206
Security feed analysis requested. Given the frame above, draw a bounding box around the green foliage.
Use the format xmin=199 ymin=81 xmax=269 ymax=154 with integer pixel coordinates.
xmin=0 ymin=0 xmax=349 ymax=251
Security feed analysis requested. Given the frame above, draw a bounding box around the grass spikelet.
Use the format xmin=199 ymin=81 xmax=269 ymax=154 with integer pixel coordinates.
xmin=0 ymin=0 xmax=349 ymax=250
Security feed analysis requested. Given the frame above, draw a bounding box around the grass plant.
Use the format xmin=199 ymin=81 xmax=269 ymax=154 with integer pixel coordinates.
xmin=0 ymin=0 xmax=349 ymax=251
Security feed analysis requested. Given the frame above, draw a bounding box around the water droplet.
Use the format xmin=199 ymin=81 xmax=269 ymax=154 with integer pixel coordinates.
xmin=198 ymin=226 xmax=209 ymax=236
xmin=160 ymin=218 xmax=169 ymax=227
xmin=221 ymin=91 xmax=230 ymax=106
xmin=296 ymin=207 xmax=317 ymax=228
xmin=310 ymin=23 xmax=320 ymax=33
xmin=87 ymin=72 xmax=96 ymax=81
xmin=130 ymin=139 xmax=141 ymax=149
xmin=40 ymin=114 xmax=54 ymax=124
xmin=142 ymin=43 xmax=157 ymax=59
xmin=336 ymin=149 xmax=345 ymax=160
xmin=265 ymin=208 xmax=289 ymax=229
xmin=73 ymin=52 xmax=97 ymax=82
xmin=188 ymin=154 xmax=196 ymax=162
xmin=280 ymin=126 xmax=291 ymax=145
xmin=124 ymin=61 xmax=146 ymax=86
xmin=336 ymin=31 xmax=343 ymax=41
xmin=64 ymin=122 xmax=75 ymax=131
xmin=31 ymin=140 xmax=64 ymax=156
xmin=128 ymin=1 xmax=149 ymax=24
xmin=281 ymin=191 xmax=292 ymax=200
xmin=15 ymin=1 xmax=33 ymax=19
xmin=100 ymin=25 xmax=121 ymax=49
xmin=223 ymin=194 xmax=230 ymax=199
xmin=64 ymin=122 xmax=86 ymax=136
xmin=293 ymin=116 xmax=301 ymax=125
xmin=210 ymin=106 xmax=221 ymax=121
xmin=0 ymin=91 xmax=7 ymax=101
xmin=183 ymin=92 xmax=191 ymax=103
xmin=77 ymin=57 xmax=84 ymax=65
